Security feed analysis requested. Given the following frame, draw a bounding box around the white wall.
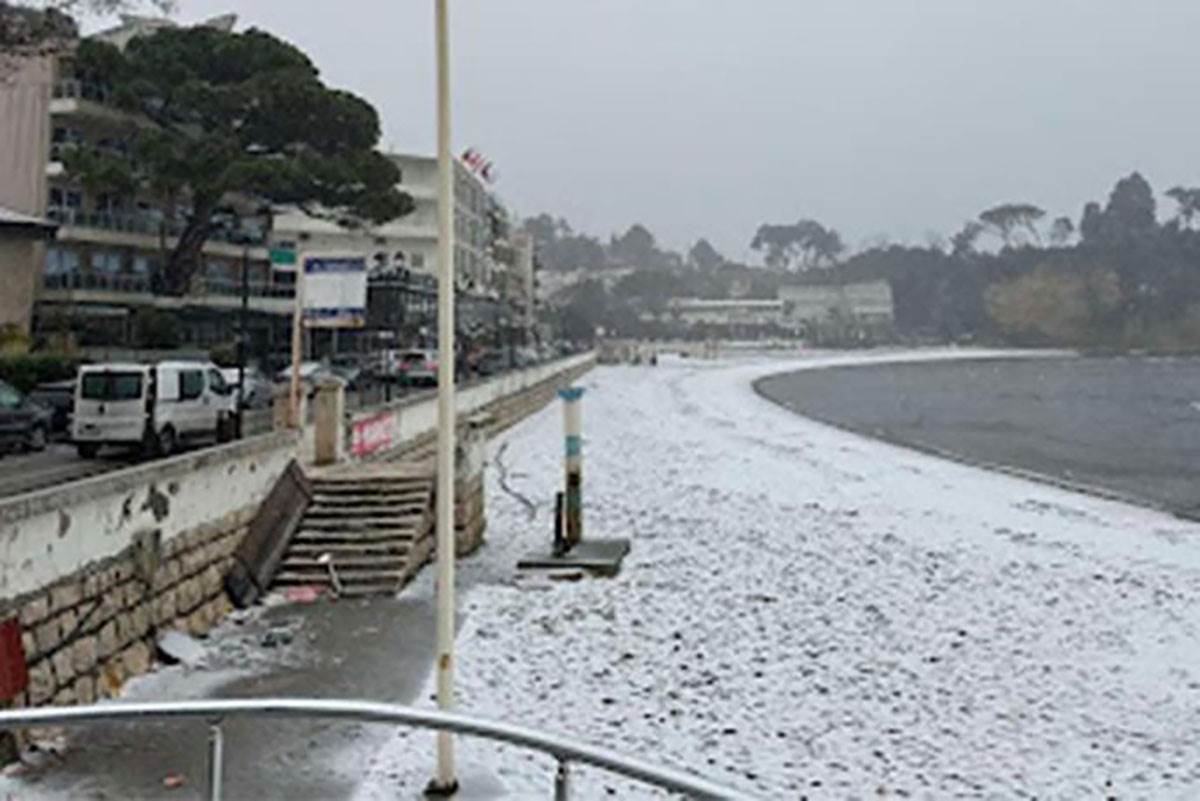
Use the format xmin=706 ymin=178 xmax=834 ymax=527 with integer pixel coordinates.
xmin=0 ymin=432 xmax=296 ymax=599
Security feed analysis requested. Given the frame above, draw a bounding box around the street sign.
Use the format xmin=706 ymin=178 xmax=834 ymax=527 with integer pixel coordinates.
xmin=270 ymin=247 xmax=297 ymax=268
xmin=302 ymin=254 xmax=367 ymax=329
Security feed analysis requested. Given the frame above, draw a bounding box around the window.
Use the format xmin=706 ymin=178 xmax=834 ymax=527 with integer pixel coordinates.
xmin=51 ymin=127 xmax=67 ymax=144
xmin=393 ymin=251 xmax=407 ymax=266
xmin=80 ymin=372 xmax=142 ymax=401
xmin=65 ymin=191 xmax=82 ymax=209
xmin=207 ymin=368 xmax=228 ymax=396
xmin=131 ymin=254 xmax=156 ymax=275
xmin=179 ymin=370 xmax=204 ymax=401
xmin=0 ymin=381 xmax=20 ymax=409
xmin=92 ymin=249 xmax=123 ymax=275
xmin=49 ymin=188 xmax=63 ymax=207
xmin=411 ymin=253 xmax=425 ymax=269
xmin=45 ymin=246 xmax=81 ymax=275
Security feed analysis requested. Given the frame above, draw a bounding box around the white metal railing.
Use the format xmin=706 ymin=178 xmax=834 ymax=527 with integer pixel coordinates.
xmin=0 ymin=698 xmax=757 ymax=800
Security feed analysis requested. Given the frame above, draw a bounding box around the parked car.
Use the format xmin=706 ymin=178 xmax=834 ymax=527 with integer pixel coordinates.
xmin=398 ymin=350 xmax=437 ymax=387
xmin=26 ymin=379 xmax=76 ymax=438
xmin=73 ymin=361 xmax=237 ymax=458
xmin=474 ymin=349 xmax=508 ymax=377
xmin=0 ymin=379 xmax=52 ymax=454
xmin=219 ymin=367 xmax=273 ymax=409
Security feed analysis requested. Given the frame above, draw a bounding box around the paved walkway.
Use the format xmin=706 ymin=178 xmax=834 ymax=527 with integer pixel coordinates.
xmin=8 ymin=595 xmax=442 ymax=800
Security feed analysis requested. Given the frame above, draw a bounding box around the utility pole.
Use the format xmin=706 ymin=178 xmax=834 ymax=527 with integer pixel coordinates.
xmin=237 ymin=242 xmax=248 ymax=438
xmin=429 ymin=0 xmax=458 ymax=794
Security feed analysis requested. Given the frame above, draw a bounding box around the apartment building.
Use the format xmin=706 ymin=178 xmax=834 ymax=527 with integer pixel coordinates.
xmin=0 ymin=13 xmax=297 ymax=356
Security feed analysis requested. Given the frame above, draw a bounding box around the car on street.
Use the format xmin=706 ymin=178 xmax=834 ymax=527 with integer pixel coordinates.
xmin=0 ymin=379 xmax=52 ymax=454
xmin=73 ymin=361 xmax=237 ymax=458
xmin=27 ymin=379 xmax=76 ymax=438
xmin=220 ymin=367 xmax=273 ymax=409
xmin=398 ymin=350 xmax=437 ymax=387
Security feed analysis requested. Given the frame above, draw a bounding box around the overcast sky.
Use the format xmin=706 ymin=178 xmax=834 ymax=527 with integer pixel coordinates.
xmin=92 ymin=1 xmax=1200 ymax=261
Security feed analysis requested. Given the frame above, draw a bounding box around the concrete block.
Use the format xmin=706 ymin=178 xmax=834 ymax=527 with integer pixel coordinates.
xmin=201 ymin=565 xmax=222 ymax=597
xmin=73 ymin=675 xmax=95 ymax=705
xmin=97 ymin=621 xmax=119 ymax=659
xmin=18 ymin=595 xmax=49 ymax=627
xmin=52 ymin=647 xmax=74 ymax=685
xmin=26 ymin=661 xmax=54 ymax=704
xmin=34 ymin=618 xmax=60 ymax=654
xmin=82 ymin=573 xmax=102 ymax=600
xmin=50 ymin=581 xmax=82 ymax=613
xmin=98 ymin=657 xmax=125 ymax=697
xmin=132 ymin=603 xmax=151 ymax=638
xmin=123 ymin=581 xmax=143 ymax=609
xmin=153 ymin=591 xmax=177 ymax=625
xmin=72 ymin=636 xmax=97 ymax=675
xmin=115 ymin=612 xmax=136 ymax=648
xmin=21 ymin=630 xmax=38 ymax=662
xmin=99 ymin=588 xmax=124 ymax=620
xmin=52 ymin=687 xmax=75 ymax=707
xmin=57 ymin=609 xmax=77 ymax=642
xmin=119 ymin=641 xmax=151 ymax=677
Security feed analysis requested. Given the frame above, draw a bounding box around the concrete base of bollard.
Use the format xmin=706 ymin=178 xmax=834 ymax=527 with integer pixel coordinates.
xmin=516 ymin=538 xmax=631 ymax=577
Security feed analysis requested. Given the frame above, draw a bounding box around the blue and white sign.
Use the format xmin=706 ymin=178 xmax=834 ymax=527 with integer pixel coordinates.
xmin=302 ymin=255 xmax=367 ymax=328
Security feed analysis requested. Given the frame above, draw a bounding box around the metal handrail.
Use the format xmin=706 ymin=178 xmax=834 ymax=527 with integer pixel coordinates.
xmin=0 ymin=697 xmax=756 ymax=800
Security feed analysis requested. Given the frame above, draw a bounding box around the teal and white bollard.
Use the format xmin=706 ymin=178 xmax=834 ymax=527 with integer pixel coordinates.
xmin=559 ymin=386 xmax=584 ymax=551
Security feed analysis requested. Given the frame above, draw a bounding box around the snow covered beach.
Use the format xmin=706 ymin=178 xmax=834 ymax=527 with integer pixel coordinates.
xmin=365 ymin=349 xmax=1200 ymax=799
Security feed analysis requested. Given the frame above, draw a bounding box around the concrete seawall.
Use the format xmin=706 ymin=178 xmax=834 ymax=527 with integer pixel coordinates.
xmin=0 ymin=353 xmax=595 ymax=716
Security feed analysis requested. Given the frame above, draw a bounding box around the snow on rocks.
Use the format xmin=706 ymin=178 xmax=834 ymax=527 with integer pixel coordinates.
xmin=369 ymin=350 xmax=1200 ymax=798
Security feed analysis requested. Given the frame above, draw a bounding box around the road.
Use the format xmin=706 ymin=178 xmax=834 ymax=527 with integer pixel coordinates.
xmin=756 ymin=354 xmax=1200 ymax=516
xmin=0 ymin=410 xmax=273 ymax=500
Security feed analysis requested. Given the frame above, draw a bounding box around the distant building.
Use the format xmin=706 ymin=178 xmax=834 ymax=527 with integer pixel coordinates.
xmin=641 ymin=298 xmax=791 ymax=340
xmin=777 ymin=280 xmax=894 ymax=343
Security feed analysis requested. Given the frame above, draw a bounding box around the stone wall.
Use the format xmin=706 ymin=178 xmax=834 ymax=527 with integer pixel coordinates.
xmin=12 ymin=506 xmax=252 ymax=709
xmin=0 ymin=432 xmax=296 ymax=714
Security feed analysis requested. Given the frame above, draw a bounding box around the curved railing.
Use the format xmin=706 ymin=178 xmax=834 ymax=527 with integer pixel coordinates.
xmin=0 ymin=697 xmax=757 ymax=800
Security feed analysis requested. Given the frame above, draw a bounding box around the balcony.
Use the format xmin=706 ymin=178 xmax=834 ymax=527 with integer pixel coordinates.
xmin=52 ymin=80 xmax=113 ymax=104
xmin=47 ymin=207 xmax=267 ymax=249
xmin=40 ymin=271 xmax=295 ymax=313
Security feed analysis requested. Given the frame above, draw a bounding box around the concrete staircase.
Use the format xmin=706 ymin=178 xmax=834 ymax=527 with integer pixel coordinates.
xmin=272 ymin=470 xmax=435 ymax=597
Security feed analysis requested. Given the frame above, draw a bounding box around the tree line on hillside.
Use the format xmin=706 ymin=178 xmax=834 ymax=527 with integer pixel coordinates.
xmin=817 ymin=172 xmax=1200 ymax=350
xmin=534 ymin=172 xmax=1200 ymax=352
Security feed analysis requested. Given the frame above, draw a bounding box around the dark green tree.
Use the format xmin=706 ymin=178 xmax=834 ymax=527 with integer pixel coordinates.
xmin=1048 ymin=215 xmax=1075 ymax=246
xmin=609 ymin=224 xmax=659 ymax=267
xmin=64 ymin=27 xmax=411 ymax=294
xmin=687 ymin=238 xmax=725 ymax=271
xmin=979 ymin=203 xmax=1045 ymax=247
xmin=1166 ymin=186 xmax=1200 ymax=231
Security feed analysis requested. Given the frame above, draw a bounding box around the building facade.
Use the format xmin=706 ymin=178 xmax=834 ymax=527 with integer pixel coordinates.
xmin=777 ymin=280 xmax=895 ymax=343
xmin=0 ymin=14 xmax=297 ymax=356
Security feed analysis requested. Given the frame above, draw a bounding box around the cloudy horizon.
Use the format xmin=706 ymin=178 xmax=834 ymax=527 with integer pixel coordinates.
xmin=86 ymin=1 xmax=1200 ymax=262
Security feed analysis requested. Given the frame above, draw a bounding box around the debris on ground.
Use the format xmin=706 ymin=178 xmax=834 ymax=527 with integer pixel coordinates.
xmin=162 ymin=773 xmax=185 ymax=789
xmin=282 ymin=586 xmax=325 ymax=604
xmin=156 ymin=630 xmax=206 ymax=667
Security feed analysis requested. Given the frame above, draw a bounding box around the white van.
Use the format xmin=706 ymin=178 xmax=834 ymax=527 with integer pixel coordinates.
xmin=73 ymin=361 xmax=236 ymax=458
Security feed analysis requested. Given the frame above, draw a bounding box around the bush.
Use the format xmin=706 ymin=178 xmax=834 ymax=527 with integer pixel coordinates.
xmin=209 ymin=341 xmax=239 ymax=368
xmin=0 ymin=354 xmax=80 ymax=393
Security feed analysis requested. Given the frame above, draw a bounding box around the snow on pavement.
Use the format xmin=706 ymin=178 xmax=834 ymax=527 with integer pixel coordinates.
xmin=360 ymin=350 xmax=1200 ymax=798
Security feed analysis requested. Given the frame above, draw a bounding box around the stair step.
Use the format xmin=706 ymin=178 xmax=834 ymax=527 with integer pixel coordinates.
xmin=310 ymin=493 xmax=429 ymax=506
xmin=278 ymin=554 xmax=409 ymax=570
xmin=299 ymin=517 xmax=424 ymax=530
xmin=287 ymin=541 xmax=412 ymax=556
xmin=311 ymin=480 xmax=432 ymax=493
xmin=292 ymin=530 xmax=420 ymax=545
xmin=304 ymin=506 xmax=427 ymax=520
xmin=274 ymin=569 xmax=408 ymax=584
